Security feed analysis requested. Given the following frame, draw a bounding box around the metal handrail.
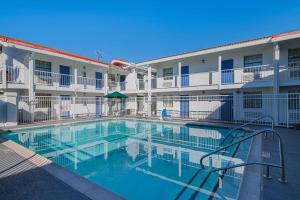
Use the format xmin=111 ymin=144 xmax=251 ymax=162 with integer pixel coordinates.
xmin=220 ymin=115 xmax=274 ymax=145
xmin=200 ymin=129 xmax=287 ymax=182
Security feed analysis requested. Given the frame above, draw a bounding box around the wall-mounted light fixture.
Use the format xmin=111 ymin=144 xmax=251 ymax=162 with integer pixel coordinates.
xmin=201 ymin=59 xmax=206 ymax=63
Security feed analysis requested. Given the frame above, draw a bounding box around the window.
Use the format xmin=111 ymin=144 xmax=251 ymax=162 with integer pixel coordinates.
xmin=163 ymin=68 xmax=173 ymax=80
xmin=244 ymin=54 xmax=263 ymax=69
xmin=35 ymin=60 xmax=51 ymax=72
xmin=163 ymin=96 xmax=173 ymax=107
xmin=243 ymin=92 xmax=262 ymax=109
xmin=288 ymin=91 xmax=300 ymax=110
xmin=288 ymin=48 xmax=300 ymax=67
xmin=137 ymin=73 xmax=144 ymax=80
xmin=35 ymin=93 xmax=51 ymax=108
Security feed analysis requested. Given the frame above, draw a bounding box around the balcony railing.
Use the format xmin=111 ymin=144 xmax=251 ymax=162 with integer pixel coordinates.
xmin=77 ymin=76 xmax=104 ymax=90
xmin=34 ymin=70 xmax=75 ymax=87
xmin=34 ymin=70 xmax=103 ymax=90
xmin=280 ymin=66 xmax=300 ymax=80
xmin=0 ymin=66 xmax=26 ymax=84
xmin=221 ymin=65 xmax=273 ymax=85
xmin=137 ymin=79 xmax=145 ymax=90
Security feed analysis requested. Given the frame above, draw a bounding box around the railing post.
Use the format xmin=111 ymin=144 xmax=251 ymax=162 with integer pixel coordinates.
xmin=278 ymin=135 xmax=287 ymax=182
xmin=218 ymin=55 xmax=222 ymax=86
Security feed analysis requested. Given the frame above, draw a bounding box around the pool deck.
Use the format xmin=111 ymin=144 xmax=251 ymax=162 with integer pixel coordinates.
xmin=0 ymin=118 xmax=300 ymax=200
xmin=261 ymin=127 xmax=300 ymax=200
xmin=0 ymin=137 xmax=124 ymax=200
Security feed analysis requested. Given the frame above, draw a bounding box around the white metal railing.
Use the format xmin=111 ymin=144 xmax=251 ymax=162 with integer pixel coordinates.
xmin=221 ymin=65 xmax=273 ymax=85
xmin=280 ymin=66 xmax=300 ymax=80
xmin=14 ymin=94 xmax=300 ymax=127
xmin=137 ymin=79 xmax=145 ymax=90
xmin=0 ymin=66 xmax=26 ymax=84
xmin=34 ymin=70 xmax=104 ymax=90
xmin=108 ymin=81 xmax=118 ymax=91
xmin=34 ymin=70 xmax=75 ymax=87
xmin=77 ymin=76 xmax=104 ymax=90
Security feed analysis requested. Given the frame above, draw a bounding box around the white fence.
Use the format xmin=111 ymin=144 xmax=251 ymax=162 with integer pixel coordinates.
xmin=12 ymin=94 xmax=300 ymax=127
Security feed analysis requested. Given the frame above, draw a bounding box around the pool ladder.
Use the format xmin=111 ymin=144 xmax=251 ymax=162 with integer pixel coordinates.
xmin=220 ymin=115 xmax=275 ymax=145
xmin=200 ymin=128 xmax=287 ymax=183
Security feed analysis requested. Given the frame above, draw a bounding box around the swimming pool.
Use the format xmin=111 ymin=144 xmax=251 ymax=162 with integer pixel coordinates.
xmin=4 ymin=119 xmax=251 ymax=200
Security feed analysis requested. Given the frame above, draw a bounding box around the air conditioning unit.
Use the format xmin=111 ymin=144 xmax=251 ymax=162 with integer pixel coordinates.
xmin=163 ymin=82 xmax=172 ymax=88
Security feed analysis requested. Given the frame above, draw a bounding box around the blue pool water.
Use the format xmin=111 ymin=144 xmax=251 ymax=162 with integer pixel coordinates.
xmin=4 ymin=119 xmax=251 ymax=200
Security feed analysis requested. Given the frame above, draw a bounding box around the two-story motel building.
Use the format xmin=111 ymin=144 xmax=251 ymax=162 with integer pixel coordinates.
xmin=0 ymin=30 xmax=300 ymax=126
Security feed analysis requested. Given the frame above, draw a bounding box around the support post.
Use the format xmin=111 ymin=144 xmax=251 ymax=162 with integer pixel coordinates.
xmin=178 ymin=61 xmax=181 ymax=88
xmin=28 ymin=54 xmax=35 ymax=123
xmin=273 ymin=42 xmax=280 ymax=126
xmin=218 ymin=55 xmax=222 ymax=86
xmin=4 ymin=92 xmax=18 ymax=126
xmin=1 ymin=45 xmax=7 ymax=88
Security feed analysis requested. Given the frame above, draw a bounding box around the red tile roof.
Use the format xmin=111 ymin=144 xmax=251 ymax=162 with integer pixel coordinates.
xmin=137 ymin=29 xmax=300 ymax=64
xmin=0 ymin=35 xmax=110 ymax=67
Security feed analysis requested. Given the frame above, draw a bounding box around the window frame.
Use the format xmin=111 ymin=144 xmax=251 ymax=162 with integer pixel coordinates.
xmin=243 ymin=54 xmax=263 ymax=70
xmin=288 ymin=48 xmax=300 ymax=67
xmin=163 ymin=68 xmax=173 ymax=81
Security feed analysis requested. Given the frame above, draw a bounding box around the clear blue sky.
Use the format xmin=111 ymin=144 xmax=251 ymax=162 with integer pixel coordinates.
xmin=1 ymin=0 xmax=300 ymax=63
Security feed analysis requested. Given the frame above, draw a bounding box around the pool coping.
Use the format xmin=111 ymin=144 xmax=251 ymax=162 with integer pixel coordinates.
xmin=0 ymin=136 xmax=124 ymax=200
xmin=1 ymin=117 xmax=262 ymax=200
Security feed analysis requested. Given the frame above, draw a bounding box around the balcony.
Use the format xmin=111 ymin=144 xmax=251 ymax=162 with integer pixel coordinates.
xmin=220 ymin=65 xmax=273 ymax=85
xmin=0 ymin=66 xmax=26 ymax=85
xmin=77 ymin=76 xmax=104 ymax=91
xmin=34 ymin=70 xmax=104 ymax=92
xmin=280 ymin=66 xmax=300 ymax=86
xmin=150 ymin=65 xmax=276 ymax=92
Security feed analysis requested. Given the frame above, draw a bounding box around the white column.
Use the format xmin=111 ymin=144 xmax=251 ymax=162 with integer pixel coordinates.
xmin=4 ymin=92 xmax=18 ymax=126
xmin=147 ymin=65 xmax=152 ymax=117
xmin=28 ymin=53 xmax=35 ymax=122
xmin=74 ymin=67 xmax=78 ymax=88
xmin=178 ymin=61 xmax=181 ymax=88
xmin=218 ymin=55 xmax=222 ymax=86
xmin=104 ymin=71 xmax=108 ymax=94
xmin=1 ymin=46 xmax=7 ymax=88
xmin=273 ymin=42 xmax=280 ymax=126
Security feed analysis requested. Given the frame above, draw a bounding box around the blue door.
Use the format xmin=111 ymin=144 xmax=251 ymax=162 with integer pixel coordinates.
xmin=181 ymin=66 xmax=189 ymax=87
xmin=60 ymin=65 xmax=70 ymax=87
xmin=96 ymin=96 xmax=102 ymax=118
xmin=220 ymin=94 xmax=233 ymax=121
xmin=221 ymin=59 xmax=234 ymax=84
xmin=180 ymin=95 xmax=189 ymax=118
xmin=95 ymin=72 xmax=103 ymax=90
xmin=120 ymin=75 xmax=126 ymax=91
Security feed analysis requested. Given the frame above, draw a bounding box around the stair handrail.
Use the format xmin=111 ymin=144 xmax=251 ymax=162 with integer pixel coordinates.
xmin=200 ymin=129 xmax=286 ymax=182
xmin=220 ymin=115 xmax=274 ymax=145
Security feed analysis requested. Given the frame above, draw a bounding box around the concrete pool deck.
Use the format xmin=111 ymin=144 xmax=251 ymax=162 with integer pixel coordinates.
xmin=0 ymin=137 xmax=124 ymax=200
xmin=0 ymin=118 xmax=300 ymax=200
